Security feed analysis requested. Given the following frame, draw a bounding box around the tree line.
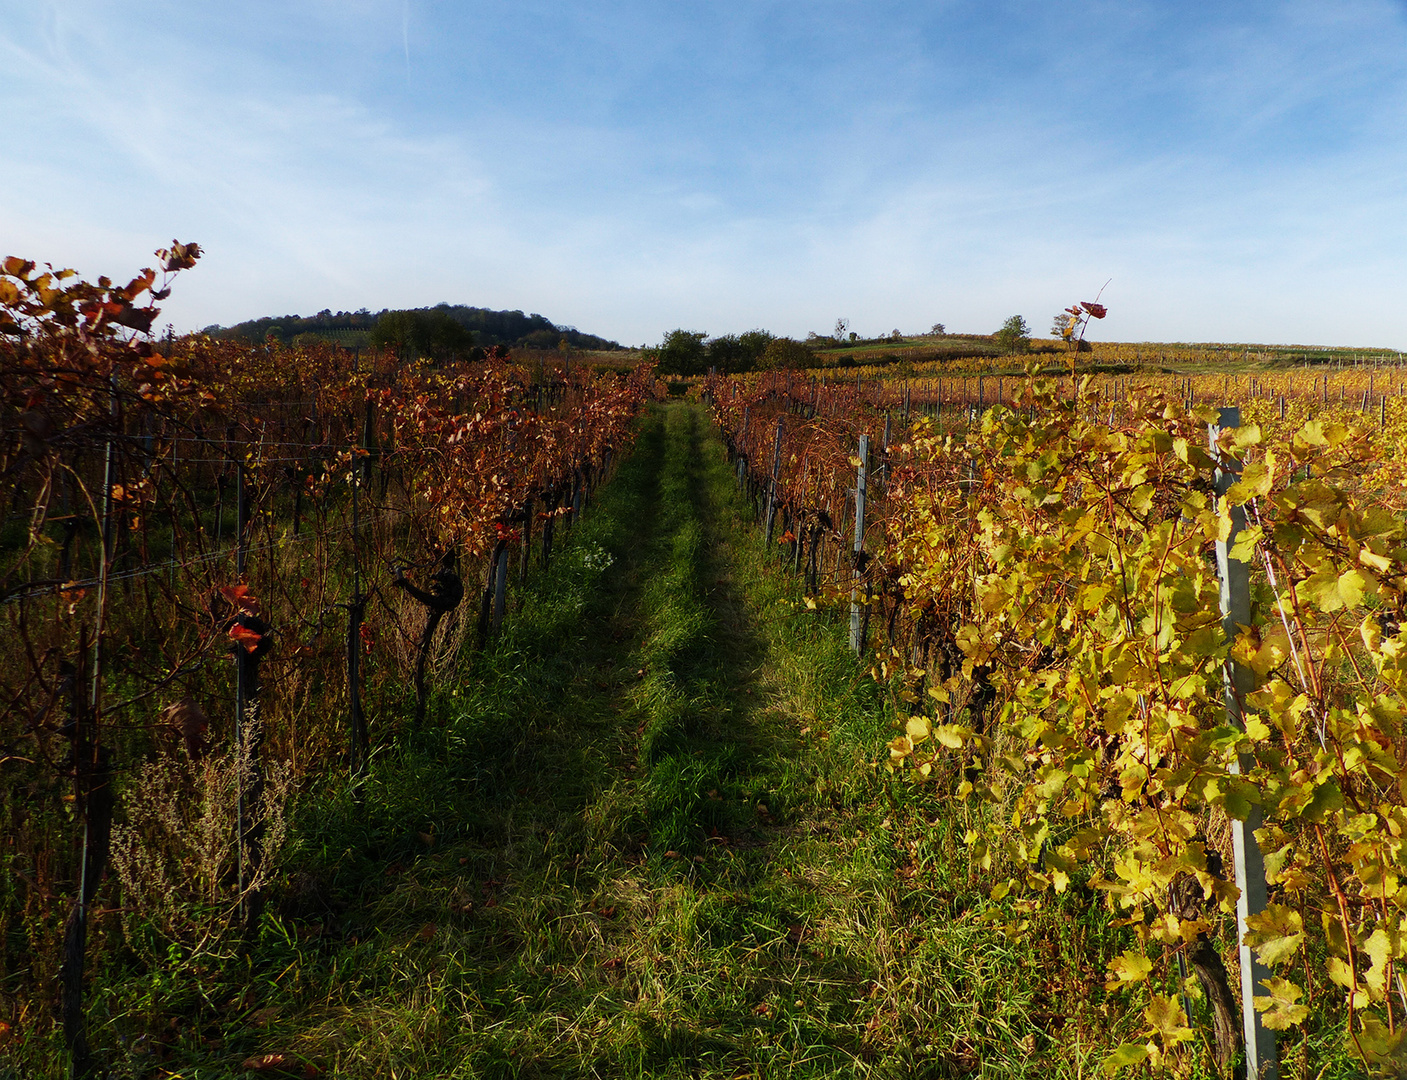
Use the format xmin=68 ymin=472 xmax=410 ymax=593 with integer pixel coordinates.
xmin=205 ymin=304 xmax=624 ymax=354
xmin=653 ymin=329 xmax=815 ymax=376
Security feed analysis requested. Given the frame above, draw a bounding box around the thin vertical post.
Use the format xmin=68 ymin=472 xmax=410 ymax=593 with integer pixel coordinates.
xmin=491 ymin=542 xmax=509 ymax=632
xmin=347 ymin=399 xmax=368 ymax=777
xmin=849 ymin=434 xmax=868 ymax=654
xmin=519 ymin=497 xmax=534 ymax=585
xmin=235 ymin=461 xmax=249 ymax=897
xmin=764 ymin=418 xmax=784 ymax=546
xmin=880 ymin=413 xmax=891 ymax=487
xmin=1210 ymin=406 xmax=1278 ymax=1080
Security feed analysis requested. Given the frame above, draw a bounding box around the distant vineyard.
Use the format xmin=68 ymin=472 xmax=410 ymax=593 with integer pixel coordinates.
xmin=802 ymin=338 xmax=1406 ymax=380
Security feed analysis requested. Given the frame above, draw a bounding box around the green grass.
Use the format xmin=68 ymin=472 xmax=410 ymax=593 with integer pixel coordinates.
xmin=7 ymin=402 xmax=1367 ymax=1079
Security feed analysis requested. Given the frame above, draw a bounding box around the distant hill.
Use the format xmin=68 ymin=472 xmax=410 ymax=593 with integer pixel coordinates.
xmin=203 ymin=304 xmax=623 ymax=352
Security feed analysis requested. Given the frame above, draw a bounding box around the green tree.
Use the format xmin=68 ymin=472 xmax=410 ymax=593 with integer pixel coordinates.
xmin=994 ymin=315 xmax=1030 ymax=355
xmin=657 ymin=329 xmax=709 ymax=376
xmin=737 ymin=329 xmax=774 ymax=370
xmin=759 ymin=337 xmax=812 ymax=371
xmin=705 ymin=334 xmax=743 ymax=373
xmin=369 ymin=309 xmax=474 ymax=362
xmin=369 ymin=310 xmax=416 ymax=354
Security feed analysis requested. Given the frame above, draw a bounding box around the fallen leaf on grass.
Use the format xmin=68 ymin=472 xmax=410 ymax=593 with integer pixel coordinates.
xmin=752 ymin=1003 xmax=771 ymax=1017
xmin=417 ymin=923 xmax=437 ymax=941
xmin=241 ymin=1052 xmax=320 ymax=1077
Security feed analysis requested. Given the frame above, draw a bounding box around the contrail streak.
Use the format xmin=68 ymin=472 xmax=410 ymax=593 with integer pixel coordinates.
xmin=402 ymin=0 xmax=410 ymax=80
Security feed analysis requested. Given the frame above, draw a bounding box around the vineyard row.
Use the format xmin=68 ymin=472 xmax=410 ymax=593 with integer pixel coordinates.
xmin=1 ymin=247 xmax=658 ymax=1075
xmin=704 ymin=366 xmax=1407 ymax=1077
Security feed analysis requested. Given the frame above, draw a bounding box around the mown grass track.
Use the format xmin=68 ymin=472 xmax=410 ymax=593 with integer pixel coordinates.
xmin=47 ymin=402 xmax=1148 ymax=1080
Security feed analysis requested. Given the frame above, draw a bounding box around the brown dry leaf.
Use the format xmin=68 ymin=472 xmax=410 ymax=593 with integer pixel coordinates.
xmin=244 ymin=1053 xmax=291 ymax=1070
xmin=417 ymin=923 xmax=437 ymax=941
xmin=242 ymin=1053 xmax=320 ymax=1075
xmin=161 ymin=697 xmax=209 ymax=759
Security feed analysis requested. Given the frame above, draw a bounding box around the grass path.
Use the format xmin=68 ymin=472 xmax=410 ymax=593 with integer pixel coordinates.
xmin=85 ymin=402 xmax=1129 ymax=1080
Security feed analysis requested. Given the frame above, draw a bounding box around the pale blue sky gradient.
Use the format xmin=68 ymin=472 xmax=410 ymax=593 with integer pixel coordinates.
xmin=3 ymin=1 xmax=1406 ymax=346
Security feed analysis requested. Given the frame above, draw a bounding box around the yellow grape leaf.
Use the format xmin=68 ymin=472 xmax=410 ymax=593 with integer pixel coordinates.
xmin=1362 ymin=615 xmax=1383 ymax=654
xmin=905 ymin=715 xmax=931 ymax=744
xmin=1247 ymin=628 xmax=1291 ymax=677
xmin=1361 ymin=925 xmax=1403 ymax=999
xmin=933 ymin=724 xmax=971 ymax=749
xmin=1231 ymin=423 xmax=1262 ymax=449
xmin=1144 ymin=993 xmax=1194 ymax=1044
xmin=1360 ymin=548 xmax=1393 ymax=573
xmin=1167 ymin=673 xmax=1202 ymax=700
xmin=1359 ymin=1015 xmax=1407 ymax=1075
xmin=1326 ymin=956 xmax=1358 ymax=990
xmin=1293 ymin=420 xmax=1350 ymax=449
xmin=1253 ymin=976 xmax=1310 ymax=1030
xmin=1105 ymin=951 xmax=1153 ymax=990
xmin=1228 ymin=523 xmax=1263 ymax=564
xmin=1242 ymin=904 xmax=1304 ymax=966
xmin=1101 ymin=1044 xmax=1149 ymax=1074
xmin=1243 ymin=715 xmax=1272 ymax=741
xmin=1226 ymin=464 xmax=1271 ymax=503
xmin=1297 ymin=566 xmax=1370 ymax=613
xmin=1337 ymin=568 xmax=1369 ymax=608
xmin=1216 ymin=500 xmax=1235 ymax=544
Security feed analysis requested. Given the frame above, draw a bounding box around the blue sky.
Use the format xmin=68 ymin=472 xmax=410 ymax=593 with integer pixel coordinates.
xmin=3 ymin=0 xmax=1406 ymax=347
